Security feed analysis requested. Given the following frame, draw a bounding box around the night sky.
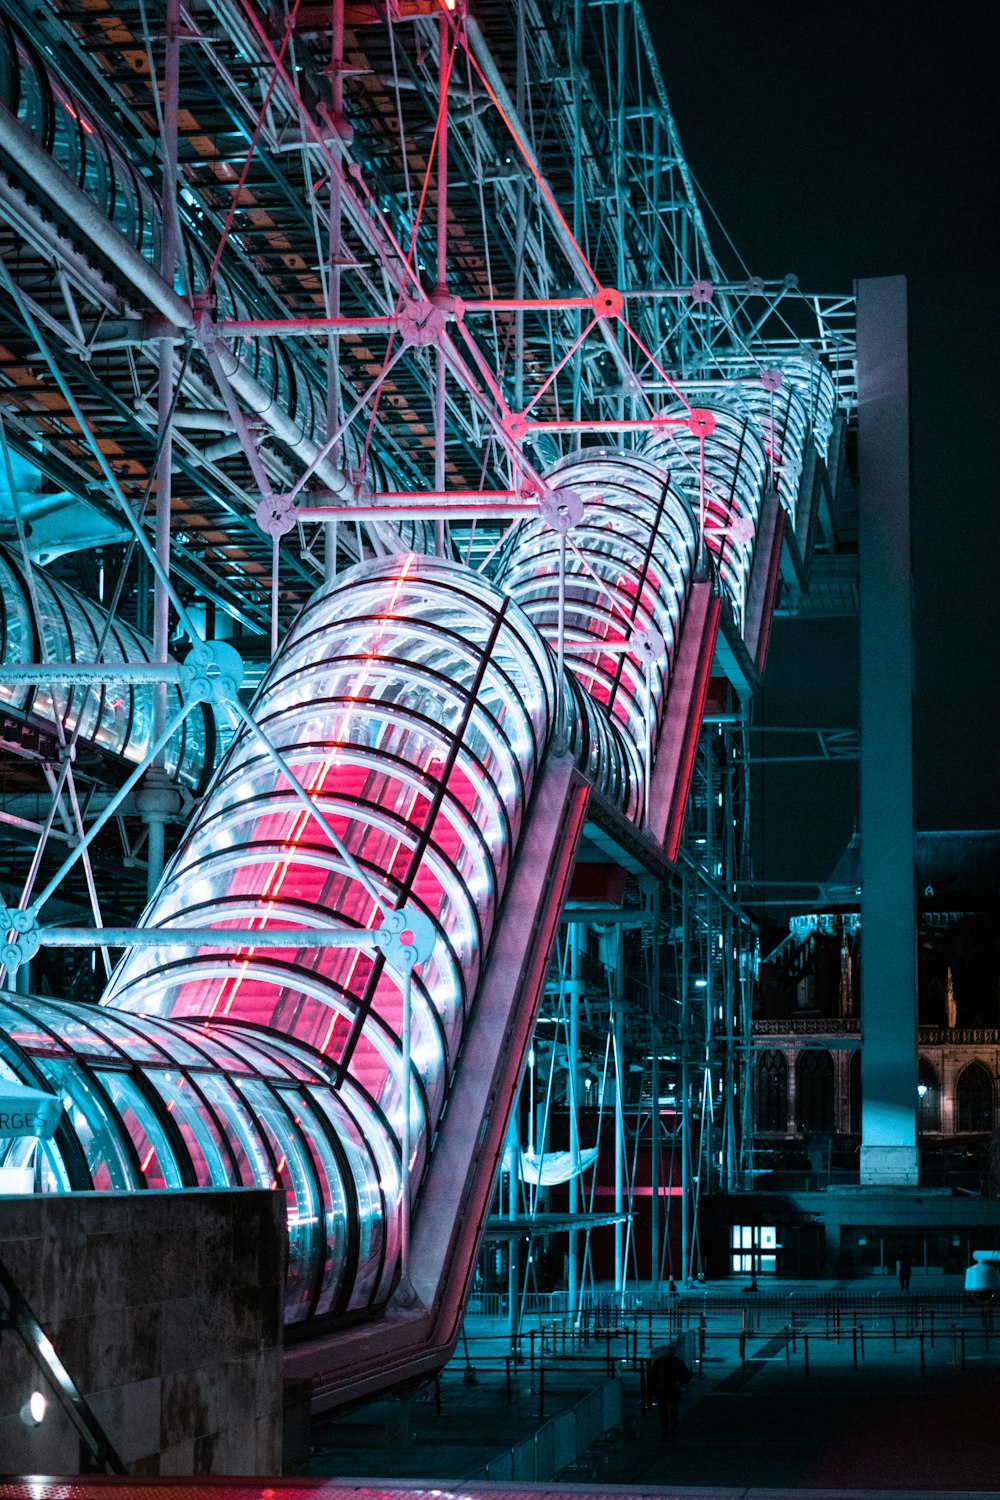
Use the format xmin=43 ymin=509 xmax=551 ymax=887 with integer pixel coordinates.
xmin=649 ymin=2 xmax=1000 ymax=892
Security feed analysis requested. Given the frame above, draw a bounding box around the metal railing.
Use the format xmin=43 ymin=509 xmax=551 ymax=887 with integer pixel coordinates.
xmin=461 ymin=1376 xmax=622 ymax=1483
xmin=0 ymin=1256 xmax=125 ymax=1474
xmin=465 ymin=1287 xmax=992 ymax=1341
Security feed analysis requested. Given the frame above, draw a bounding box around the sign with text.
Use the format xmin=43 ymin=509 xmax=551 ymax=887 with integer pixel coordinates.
xmin=0 ymin=1083 xmax=62 ymax=1140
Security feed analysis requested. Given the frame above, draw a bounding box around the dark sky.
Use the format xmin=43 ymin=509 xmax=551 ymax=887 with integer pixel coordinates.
xmin=649 ymin=3 xmax=1000 ymax=883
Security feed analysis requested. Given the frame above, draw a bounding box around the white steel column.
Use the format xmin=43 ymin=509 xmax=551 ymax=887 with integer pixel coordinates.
xmin=613 ymin=978 xmax=625 ymax=1298
xmin=650 ymin=1034 xmax=660 ymax=1288
xmin=147 ymin=0 xmax=181 ymax=899
xmin=567 ymin=924 xmax=581 ymax=1317
xmin=680 ymin=867 xmax=692 ymax=1284
xmin=506 ymin=1115 xmax=520 ymax=1352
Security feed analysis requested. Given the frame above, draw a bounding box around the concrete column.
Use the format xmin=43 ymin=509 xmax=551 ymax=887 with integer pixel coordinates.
xmin=857 ymin=276 xmax=918 ymax=1186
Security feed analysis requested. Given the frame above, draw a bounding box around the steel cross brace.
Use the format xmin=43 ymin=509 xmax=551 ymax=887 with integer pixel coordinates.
xmin=1 ymin=908 xmax=435 ymax=969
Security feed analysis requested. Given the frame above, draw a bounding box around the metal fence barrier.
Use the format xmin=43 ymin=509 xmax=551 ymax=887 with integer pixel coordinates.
xmin=461 ymin=1377 xmax=621 ymax=1483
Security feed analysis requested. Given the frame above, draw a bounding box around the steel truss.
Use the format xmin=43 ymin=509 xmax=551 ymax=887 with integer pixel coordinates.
xmin=0 ymin=0 xmax=854 ymax=1366
xmin=495 ymin=707 xmax=757 ymax=1316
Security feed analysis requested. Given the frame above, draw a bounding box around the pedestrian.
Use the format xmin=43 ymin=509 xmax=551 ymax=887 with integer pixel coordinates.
xmin=898 ymin=1244 xmax=912 ymax=1292
xmin=649 ymin=1343 xmax=692 ymax=1438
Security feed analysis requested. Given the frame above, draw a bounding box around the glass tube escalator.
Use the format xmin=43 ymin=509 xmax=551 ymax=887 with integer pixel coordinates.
xmin=0 ymin=544 xmax=211 ymax=789
xmin=640 ymin=407 xmax=767 ymax=634
xmin=0 ymin=991 xmax=390 ymax=1324
xmin=496 ymin=450 xmax=698 ymax=815
xmin=92 ymin=555 xmax=556 ymax=1316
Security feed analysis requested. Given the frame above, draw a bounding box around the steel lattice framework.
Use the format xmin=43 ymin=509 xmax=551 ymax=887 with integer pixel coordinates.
xmin=0 ymin=0 xmax=856 ymax=1407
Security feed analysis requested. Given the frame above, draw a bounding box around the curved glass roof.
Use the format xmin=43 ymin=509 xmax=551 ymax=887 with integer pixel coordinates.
xmin=0 ymin=992 xmax=391 ymax=1324
xmin=0 ymin=544 xmax=211 ymax=789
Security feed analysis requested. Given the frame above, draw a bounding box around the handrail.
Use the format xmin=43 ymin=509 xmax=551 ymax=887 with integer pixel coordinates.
xmin=0 ymin=1256 xmax=126 ymax=1473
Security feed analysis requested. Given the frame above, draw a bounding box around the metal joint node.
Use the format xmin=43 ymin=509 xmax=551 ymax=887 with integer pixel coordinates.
xmin=429 ymin=291 xmax=464 ymax=321
xmin=135 ymin=767 xmax=184 ymax=822
xmin=592 ymin=287 xmax=624 ymax=318
xmin=350 ymin=470 xmax=374 ymax=507
xmin=502 ymin=412 xmax=529 ymax=442
xmin=629 ymin=625 xmax=667 ymax=665
xmin=179 ymin=640 xmax=245 ymax=706
xmin=255 ymin=495 xmax=297 ymax=538
xmin=686 ymin=408 xmax=716 ymax=438
xmin=538 ymin=487 xmax=583 ymax=533
xmin=690 ymin=280 xmax=714 ymax=305
xmin=0 ymin=906 xmax=40 ymax=971
xmin=397 ymin=298 xmax=445 ymax=348
xmin=376 ymin=907 xmax=435 ymax=970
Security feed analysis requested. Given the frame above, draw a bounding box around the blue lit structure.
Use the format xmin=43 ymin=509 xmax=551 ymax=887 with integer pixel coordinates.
xmin=0 ymin=379 xmax=833 ymax=1322
xmin=0 ymin=545 xmax=211 ymax=789
xmin=0 ymin=0 xmax=852 ymax=1412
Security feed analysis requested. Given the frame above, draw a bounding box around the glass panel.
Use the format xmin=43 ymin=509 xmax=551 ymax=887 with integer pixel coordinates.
xmin=501 ymin=451 xmax=696 ymax=813
xmin=79 ymin=108 xmax=112 ymax=212
xmin=0 ymin=998 xmax=67 ymax=1056
xmin=642 ymin=410 xmax=764 ymax=634
xmin=102 ymin=556 xmax=555 ymax=1314
xmin=56 ymin=593 xmax=102 ymax=740
xmin=72 ymin=1007 xmax=180 ymax=1065
xmin=11 ymin=996 xmax=121 ymax=1058
xmin=98 ymin=1070 xmax=185 ymax=1189
xmin=0 ymin=540 xmax=206 ymax=788
xmin=12 ymin=33 xmax=47 ymax=144
xmin=145 ymin=1069 xmax=236 ymax=1187
xmin=217 ymin=1026 xmax=325 ymax=1083
xmin=237 ymin=1079 xmax=320 ymax=1323
xmin=309 ymin=1079 xmax=395 ymax=1309
xmin=278 ymin=1088 xmax=350 ymax=1317
xmin=195 ymin=1072 xmax=272 ymax=1188
xmin=0 ymin=552 xmax=33 ymax=716
xmin=36 ymin=1058 xmax=136 ymax=1190
xmin=194 ymin=1026 xmax=303 ymax=1081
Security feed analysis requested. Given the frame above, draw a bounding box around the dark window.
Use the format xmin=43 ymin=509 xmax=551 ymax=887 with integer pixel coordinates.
xmin=956 ymin=1063 xmax=994 ymax=1134
xmin=796 ymin=1050 xmax=835 ymax=1132
xmin=756 ymin=1050 xmax=787 ymax=1133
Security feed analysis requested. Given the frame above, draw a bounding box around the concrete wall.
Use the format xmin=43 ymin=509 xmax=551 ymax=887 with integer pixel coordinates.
xmin=0 ymin=1188 xmax=285 ymax=1475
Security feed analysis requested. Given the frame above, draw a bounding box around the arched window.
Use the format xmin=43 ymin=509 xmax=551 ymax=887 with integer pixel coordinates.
xmin=956 ymin=1063 xmax=995 ymax=1134
xmin=756 ymin=1051 xmax=787 ymax=1133
xmin=796 ymin=1050 xmax=835 ymax=1132
xmin=917 ymin=1057 xmax=941 ymax=1133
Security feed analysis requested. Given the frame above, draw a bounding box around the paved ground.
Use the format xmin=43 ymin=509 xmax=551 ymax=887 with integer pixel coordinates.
xmin=617 ymin=1340 xmax=1000 ymax=1491
xmin=307 ymin=1276 xmax=1000 ymax=1493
